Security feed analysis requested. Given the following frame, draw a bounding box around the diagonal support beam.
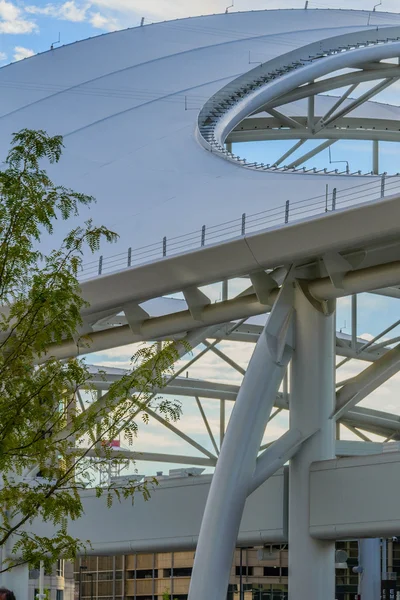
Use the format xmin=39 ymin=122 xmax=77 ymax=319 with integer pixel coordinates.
xmin=342 ymin=422 xmax=372 ymax=442
xmin=322 ymin=78 xmax=397 ymax=127
xmin=314 ymin=83 xmax=359 ymax=132
xmin=203 ymin=340 xmax=245 ymax=376
xmin=249 ymin=428 xmax=316 ymax=495
xmin=267 ymin=107 xmax=303 ymax=129
xmin=54 ymin=324 xmax=224 ymax=443
xmin=144 ymin=406 xmax=217 ymax=460
xmin=273 ymin=139 xmax=306 ymax=167
xmin=195 ymin=395 xmax=220 ymax=456
xmin=334 ymin=343 xmax=400 ymax=420
xmin=286 ymin=140 xmax=336 ymax=169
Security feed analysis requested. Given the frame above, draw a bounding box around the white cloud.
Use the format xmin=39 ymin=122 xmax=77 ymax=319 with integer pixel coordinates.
xmin=0 ymin=1 xmax=36 ymax=34
xmin=0 ymin=51 xmax=7 ymax=61
xmin=59 ymin=0 xmax=88 ymax=21
xmin=0 ymin=0 xmax=18 ymax=21
xmin=13 ymin=46 xmax=35 ymax=61
xmin=26 ymin=1 xmax=87 ymax=22
xmin=26 ymin=1 xmax=88 ymax=22
xmin=89 ymin=10 xmax=118 ymax=30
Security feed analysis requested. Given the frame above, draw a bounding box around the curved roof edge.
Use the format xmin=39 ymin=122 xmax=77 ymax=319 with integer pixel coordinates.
xmin=4 ymin=7 xmax=400 ymax=70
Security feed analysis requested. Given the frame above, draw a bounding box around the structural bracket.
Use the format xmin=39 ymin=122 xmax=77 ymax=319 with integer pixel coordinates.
xmin=250 ymin=271 xmax=279 ymax=305
xmin=322 ymin=251 xmax=354 ymax=290
xmin=266 ymin=277 xmax=295 ymax=366
xmin=124 ymin=303 xmax=150 ymax=334
xmin=183 ymin=287 xmax=211 ymax=321
xmin=297 ymin=279 xmax=335 ymax=316
xmin=249 ymin=428 xmax=317 ymax=495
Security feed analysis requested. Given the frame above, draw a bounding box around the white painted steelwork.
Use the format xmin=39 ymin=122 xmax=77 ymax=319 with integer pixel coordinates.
xmin=359 ymin=539 xmax=381 ymax=600
xmin=288 ymin=283 xmax=336 ymax=599
xmin=189 ymin=279 xmax=294 ymax=600
xmin=3 ymin=9 xmax=400 ymax=599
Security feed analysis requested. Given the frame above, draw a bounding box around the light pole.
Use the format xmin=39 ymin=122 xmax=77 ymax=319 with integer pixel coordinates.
xmin=78 ymin=566 xmax=87 ymax=600
xmin=86 ymin=573 xmax=94 ymax=600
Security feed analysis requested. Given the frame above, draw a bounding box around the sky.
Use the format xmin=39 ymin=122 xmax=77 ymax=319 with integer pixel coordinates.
xmin=0 ymin=0 xmax=399 ymax=65
xmin=1 ymin=0 xmax=399 ymax=476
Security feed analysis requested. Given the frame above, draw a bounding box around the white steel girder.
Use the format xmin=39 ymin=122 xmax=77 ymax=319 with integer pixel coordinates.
xmin=45 ymin=259 xmax=400 ymax=361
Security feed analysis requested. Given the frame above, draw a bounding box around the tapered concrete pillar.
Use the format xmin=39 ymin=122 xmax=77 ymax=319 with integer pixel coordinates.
xmin=359 ymin=539 xmax=381 ymax=600
xmin=289 ymin=282 xmax=336 ymax=600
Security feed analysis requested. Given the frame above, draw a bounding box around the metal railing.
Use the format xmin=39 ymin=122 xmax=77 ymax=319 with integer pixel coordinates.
xmin=197 ymin=27 xmax=400 ymax=176
xmin=80 ymin=174 xmax=400 ymax=280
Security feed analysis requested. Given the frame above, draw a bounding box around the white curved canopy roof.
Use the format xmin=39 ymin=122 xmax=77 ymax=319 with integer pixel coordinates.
xmin=1 ymin=9 xmax=400 ymax=255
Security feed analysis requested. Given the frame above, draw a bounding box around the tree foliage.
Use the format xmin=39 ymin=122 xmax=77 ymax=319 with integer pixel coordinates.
xmin=0 ymin=129 xmax=182 ymax=572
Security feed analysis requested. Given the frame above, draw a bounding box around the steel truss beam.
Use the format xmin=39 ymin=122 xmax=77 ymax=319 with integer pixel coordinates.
xmin=266 ymin=107 xmax=303 ymax=129
xmin=48 ymin=260 xmax=400 ymax=361
xmin=195 ymin=396 xmax=219 ymax=456
xmin=320 ymin=78 xmax=397 ymax=129
xmin=335 ymin=343 xmax=400 ymax=419
xmin=273 ymin=139 xmax=306 ymax=167
xmin=254 ymin=66 xmax=400 ymax=113
xmin=145 ymin=406 xmax=217 ymax=460
xmin=55 ymin=324 xmax=223 ymax=443
xmin=316 ymin=84 xmax=359 ymax=128
xmin=228 ymin=125 xmax=400 ymax=144
xmin=84 ymin=448 xmax=216 ymax=467
xmin=286 ymin=139 xmax=336 ymax=169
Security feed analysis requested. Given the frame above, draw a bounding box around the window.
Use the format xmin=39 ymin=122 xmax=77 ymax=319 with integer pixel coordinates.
xmin=135 ymin=569 xmax=156 ymax=579
xmin=172 ymin=567 xmax=192 ymax=577
xmin=56 ymin=591 xmax=63 ymax=600
xmin=98 ymin=572 xmax=113 ymax=581
xmin=264 ymin=566 xmax=280 ymax=577
xmin=235 ymin=566 xmax=253 ymax=576
xmin=56 ymin=560 xmax=64 ymax=577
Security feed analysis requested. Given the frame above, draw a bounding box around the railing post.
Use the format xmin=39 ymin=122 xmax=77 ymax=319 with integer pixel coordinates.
xmin=241 ymin=213 xmax=246 ymax=236
xmin=163 ymin=236 xmax=167 ymax=257
xmin=98 ymin=255 xmax=103 ymax=276
xmin=285 ymin=200 xmax=290 ymax=224
xmin=127 ymin=247 xmax=132 ymax=267
xmin=332 ymin=188 xmax=337 ymax=211
xmin=325 ymin=184 xmax=329 ymax=213
xmin=381 ymin=173 xmax=386 ymax=198
xmin=201 ymin=225 xmax=206 ymax=247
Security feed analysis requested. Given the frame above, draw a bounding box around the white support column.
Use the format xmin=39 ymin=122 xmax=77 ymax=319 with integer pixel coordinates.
xmin=289 ymin=282 xmax=336 ymax=600
xmin=359 ymin=539 xmax=381 ymax=600
xmin=188 ymin=281 xmax=294 ymax=600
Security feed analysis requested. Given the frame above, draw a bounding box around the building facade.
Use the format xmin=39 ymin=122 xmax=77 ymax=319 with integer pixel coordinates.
xmin=75 ymin=548 xmax=288 ymax=600
xmin=29 ymin=560 xmax=75 ymax=600
xmin=74 ymin=540 xmax=400 ymax=600
xmin=75 ymin=542 xmax=387 ymax=600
